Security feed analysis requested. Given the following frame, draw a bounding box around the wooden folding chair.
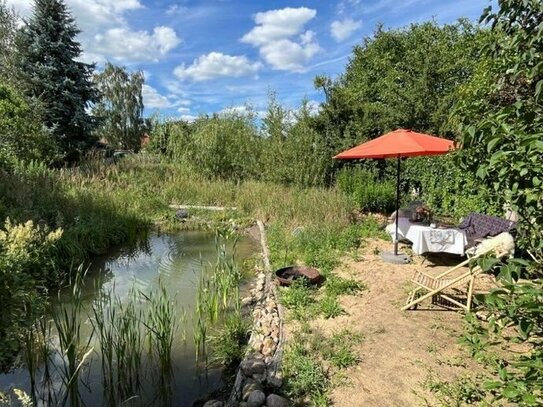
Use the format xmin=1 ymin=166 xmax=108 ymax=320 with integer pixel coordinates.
xmin=402 ymin=247 xmax=508 ymax=312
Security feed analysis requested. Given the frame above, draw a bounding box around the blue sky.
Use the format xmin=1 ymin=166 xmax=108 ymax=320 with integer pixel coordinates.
xmin=8 ymin=0 xmax=493 ymax=120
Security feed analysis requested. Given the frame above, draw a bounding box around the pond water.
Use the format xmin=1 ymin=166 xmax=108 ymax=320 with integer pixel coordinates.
xmin=0 ymin=230 xmax=257 ymax=406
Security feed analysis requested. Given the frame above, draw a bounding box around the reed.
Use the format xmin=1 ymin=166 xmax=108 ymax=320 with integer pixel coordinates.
xmin=91 ymin=286 xmax=145 ymax=405
xmin=141 ymin=284 xmax=178 ymax=373
xmin=50 ymin=269 xmax=94 ymax=407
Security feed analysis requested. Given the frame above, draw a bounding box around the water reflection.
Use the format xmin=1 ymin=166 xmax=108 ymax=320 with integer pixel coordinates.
xmin=0 ymin=231 xmax=256 ymax=407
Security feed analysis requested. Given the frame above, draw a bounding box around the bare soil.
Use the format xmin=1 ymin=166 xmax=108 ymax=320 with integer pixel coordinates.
xmin=292 ymin=239 xmax=498 ymax=407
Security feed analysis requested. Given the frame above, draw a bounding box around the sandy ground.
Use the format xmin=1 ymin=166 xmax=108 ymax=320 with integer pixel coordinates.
xmin=292 ymin=239 xmax=498 ymax=407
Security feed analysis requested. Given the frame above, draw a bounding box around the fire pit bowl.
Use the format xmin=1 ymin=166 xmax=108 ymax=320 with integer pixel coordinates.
xmin=275 ymin=266 xmax=323 ymax=286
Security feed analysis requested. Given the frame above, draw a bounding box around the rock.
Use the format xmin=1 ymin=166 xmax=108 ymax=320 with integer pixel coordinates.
xmin=242 ymin=378 xmax=263 ymax=401
xmin=251 ymin=373 xmax=266 ymax=382
xmin=266 ymin=394 xmax=290 ymax=407
xmin=267 ymin=375 xmax=283 ymax=389
xmin=247 ymin=390 xmax=266 ymax=407
xmin=241 ymin=358 xmax=266 ymax=376
xmin=241 ymin=296 xmax=254 ymax=306
xmin=203 ymin=400 xmax=223 ymax=407
xmin=175 ymin=209 xmax=189 ymax=220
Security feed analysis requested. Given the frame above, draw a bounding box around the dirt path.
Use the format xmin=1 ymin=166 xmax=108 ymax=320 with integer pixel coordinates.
xmin=304 ymin=239 xmax=492 ymax=406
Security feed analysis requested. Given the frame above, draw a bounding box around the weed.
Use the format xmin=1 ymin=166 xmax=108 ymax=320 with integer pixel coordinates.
xmin=325 ymin=276 xmax=365 ymax=297
xmin=319 ymin=295 xmax=345 ymax=319
xmin=208 ymin=312 xmax=250 ymax=366
xmin=283 ymin=340 xmax=329 ymax=402
xmin=424 ymin=374 xmax=486 ymax=407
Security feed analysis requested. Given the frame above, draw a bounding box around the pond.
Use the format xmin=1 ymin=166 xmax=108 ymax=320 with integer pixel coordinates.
xmin=0 ymin=230 xmax=258 ymax=406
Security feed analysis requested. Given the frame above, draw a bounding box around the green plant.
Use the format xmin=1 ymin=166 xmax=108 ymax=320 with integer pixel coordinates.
xmin=325 ymin=276 xmax=365 ymax=297
xmin=337 ymin=167 xmax=396 ymax=213
xmin=424 ymin=374 xmax=486 ymax=407
xmin=320 ymin=330 xmax=362 ymax=369
xmin=283 ymin=340 xmax=329 ymax=403
xmin=319 ymin=295 xmax=344 ymax=319
xmin=208 ymin=312 xmax=250 ymax=366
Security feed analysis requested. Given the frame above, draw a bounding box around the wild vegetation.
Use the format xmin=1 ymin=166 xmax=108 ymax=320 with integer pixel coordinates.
xmin=0 ymin=0 xmax=542 ymax=405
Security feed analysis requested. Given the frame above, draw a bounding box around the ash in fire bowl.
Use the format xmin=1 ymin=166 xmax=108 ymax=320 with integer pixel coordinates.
xmin=275 ymin=266 xmax=323 ymax=286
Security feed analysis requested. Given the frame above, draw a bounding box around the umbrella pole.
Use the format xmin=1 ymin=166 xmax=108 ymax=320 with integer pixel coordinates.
xmin=394 ymin=155 xmax=400 ymax=255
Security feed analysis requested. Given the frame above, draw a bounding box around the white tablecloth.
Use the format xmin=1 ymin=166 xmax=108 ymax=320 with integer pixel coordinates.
xmin=386 ymin=219 xmax=467 ymax=255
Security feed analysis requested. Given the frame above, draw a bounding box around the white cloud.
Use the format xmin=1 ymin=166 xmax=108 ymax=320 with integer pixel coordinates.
xmin=166 ymin=4 xmax=188 ymax=15
xmin=142 ymin=84 xmax=172 ymax=109
xmin=93 ymin=26 xmax=181 ymax=63
xmin=241 ymin=7 xmax=320 ymax=72
xmin=174 ymin=52 xmax=262 ymax=81
xmin=180 ymin=114 xmax=197 ymax=122
xmin=330 ymin=18 xmax=362 ymax=41
xmin=259 ymin=38 xmax=320 ymax=72
xmin=177 ymin=107 xmax=190 ymax=113
xmin=6 ymin=0 xmax=180 ymax=64
xmin=241 ymin=7 xmax=316 ymax=46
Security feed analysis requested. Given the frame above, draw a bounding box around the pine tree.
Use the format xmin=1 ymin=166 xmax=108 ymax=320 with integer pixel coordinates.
xmin=16 ymin=0 xmax=97 ymax=160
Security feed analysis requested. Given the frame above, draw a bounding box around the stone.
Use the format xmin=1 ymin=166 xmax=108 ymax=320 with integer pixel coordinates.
xmin=251 ymin=373 xmax=266 ymax=382
xmin=240 ymin=358 xmax=266 ymax=376
xmin=203 ymin=400 xmax=223 ymax=407
xmin=266 ymin=394 xmax=290 ymax=407
xmin=267 ymin=375 xmax=283 ymax=389
xmin=247 ymin=390 xmax=266 ymax=407
xmin=241 ymin=296 xmax=254 ymax=306
xmin=242 ymin=378 xmax=263 ymax=401
xmin=175 ymin=209 xmax=189 ymax=220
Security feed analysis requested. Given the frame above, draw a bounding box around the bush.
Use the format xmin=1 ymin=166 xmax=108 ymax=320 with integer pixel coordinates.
xmin=336 ymin=167 xmax=396 ymax=213
xmin=0 ymin=218 xmax=62 ymax=368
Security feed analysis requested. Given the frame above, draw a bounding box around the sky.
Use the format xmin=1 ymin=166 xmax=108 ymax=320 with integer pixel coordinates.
xmin=7 ymin=0 xmax=493 ymax=120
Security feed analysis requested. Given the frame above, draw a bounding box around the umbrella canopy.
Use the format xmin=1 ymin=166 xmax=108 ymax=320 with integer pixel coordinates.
xmin=334 ymin=128 xmax=454 ymax=259
xmin=334 ymin=129 xmax=454 ymax=159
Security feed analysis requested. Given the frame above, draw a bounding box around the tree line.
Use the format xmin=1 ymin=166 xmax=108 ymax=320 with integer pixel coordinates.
xmin=0 ymin=0 xmax=145 ymax=167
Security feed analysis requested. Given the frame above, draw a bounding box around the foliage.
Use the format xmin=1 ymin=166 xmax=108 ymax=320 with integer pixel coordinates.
xmin=336 ymin=167 xmax=396 ymax=213
xmin=188 ymin=109 xmax=261 ymax=181
xmin=283 ymin=327 xmax=363 ymax=405
xmin=93 ymin=63 xmax=145 ymax=151
xmin=208 ymin=312 xmax=249 ymax=366
xmin=455 ymin=0 xmax=543 ymax=258
xmin=478 ymin=259 xmax=543 ymax=406
xmin=0 ymin=218 xmax=62 ymax=368
xmin=403 ymin=154 xmax=501 ymax=220
xmin=314 ymin=20 xmax=490 ymax=153
xmin=16 ymin=0 xmax=98 ymax=161
xmin=0 ymin=84 xmax=57 ymax=168
xmin=283 ymin=338 xmax=329 ymax=403
xmin=0 ymin=1 xmax=17 ymax=83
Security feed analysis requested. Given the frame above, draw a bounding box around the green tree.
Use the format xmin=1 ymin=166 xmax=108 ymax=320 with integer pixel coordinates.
xmin=0 ymin=1 xmax=17 ymax=82
xmin=92 ymin=63 xmax=145 ymax=151
xmin=0 ymin=83 xmax=57 ymax=168
xmin=16 ymin=0 xmax=97 ymax=161
xmin=314 ymin=21 xmax=490 ymax=152
xmin=455 ymin=0 xmax=543 ymax=258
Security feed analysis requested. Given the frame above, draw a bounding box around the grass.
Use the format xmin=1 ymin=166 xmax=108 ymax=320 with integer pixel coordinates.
xmin=283 ymin=328 xmax=364 ymax=406
xmin=208 ymin=312 xmax=250 ymax=366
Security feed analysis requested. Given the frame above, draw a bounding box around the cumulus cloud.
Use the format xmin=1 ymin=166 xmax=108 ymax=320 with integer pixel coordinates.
xmin=92 ymin=27 xmax=181 ymax=63
xmin=142 ymin=84 xmax=172 ymax=109
xmin=174 ymin=52 xmax=262 ymax=81
xmin=6 ymin=0 xmax=180 ymax=64
xmin=330 ymin=18 xmax=361 ymax=41
xmin=241 ymin=7 xmax=320 ymax=72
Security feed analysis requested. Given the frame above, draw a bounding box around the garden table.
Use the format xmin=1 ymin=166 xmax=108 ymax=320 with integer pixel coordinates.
xmin=386 ymin=219 xmax=467 ymax=255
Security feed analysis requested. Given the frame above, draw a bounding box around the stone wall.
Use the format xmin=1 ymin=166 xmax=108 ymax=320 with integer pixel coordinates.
xmin=204 ymin=221 xmax=289 ymax=407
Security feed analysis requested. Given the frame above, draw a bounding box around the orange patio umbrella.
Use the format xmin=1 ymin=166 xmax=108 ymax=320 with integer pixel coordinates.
xmin=334 ymin=129 xmax=454 ymax=261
